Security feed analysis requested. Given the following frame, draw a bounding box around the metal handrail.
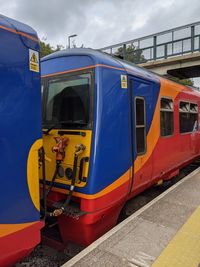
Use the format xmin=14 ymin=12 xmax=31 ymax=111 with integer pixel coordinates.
xmin=100 ymin=21 xmax=200 ymax=64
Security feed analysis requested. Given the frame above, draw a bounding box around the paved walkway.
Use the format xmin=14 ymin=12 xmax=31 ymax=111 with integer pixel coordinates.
xmin=63 ymin=168 xmax=200 ymax=267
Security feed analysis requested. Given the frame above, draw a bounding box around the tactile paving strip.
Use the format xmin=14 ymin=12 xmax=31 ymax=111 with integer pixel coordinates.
xmin=152 ymin=205 xmax=200 ymax=267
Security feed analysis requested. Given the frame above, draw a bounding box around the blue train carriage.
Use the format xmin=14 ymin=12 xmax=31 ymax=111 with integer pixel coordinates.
xmin=0 ymin=15 xmax=43 ymax=266
xmin=41 ymin=48 xmax=200 ymax=247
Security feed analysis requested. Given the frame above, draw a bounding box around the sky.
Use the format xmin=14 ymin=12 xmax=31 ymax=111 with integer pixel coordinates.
xmin=1 ymin=0 xmax=200 ymax=49
xmin=1 ymin=0 xmax=200 ymax=85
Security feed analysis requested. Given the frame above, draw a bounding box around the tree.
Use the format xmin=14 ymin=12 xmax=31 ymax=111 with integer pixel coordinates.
xmin=40 ymin=41 xmax=64 ymax=58
xmin=168 ymin=76 xmax=194 ymax=87
xmin=115 ymin=45 xmax=147 ymax=64
xmin=115 ymin=45 xmax=194 ymax=87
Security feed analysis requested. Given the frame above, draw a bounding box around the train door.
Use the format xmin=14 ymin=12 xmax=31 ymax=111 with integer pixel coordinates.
xmin=129 ymin=77 xmax=153 ymax=192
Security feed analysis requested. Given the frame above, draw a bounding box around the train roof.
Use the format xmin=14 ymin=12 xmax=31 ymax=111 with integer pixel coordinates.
xmin=42 ymin=48 xmax=200 ymax=94
xmin=42 ymin=48 xmax=160 ymax=82
xmin=0 ymin=14 xmax=39 ymax=48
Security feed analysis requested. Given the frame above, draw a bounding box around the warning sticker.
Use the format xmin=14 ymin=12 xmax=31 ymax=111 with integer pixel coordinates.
xmin=121 ymin=75 xmax=127 ymax=89
xmin=29 ymin=49 xmax=39 ymax=72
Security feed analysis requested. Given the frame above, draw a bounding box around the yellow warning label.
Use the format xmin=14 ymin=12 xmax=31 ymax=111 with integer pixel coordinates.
xmin=29 ymin=49 xmax=39 ymax=73
xmin=30 ymin=53 xmax=38 ymax=63
xmin=121 ymin=75 xmax=127 ymax=89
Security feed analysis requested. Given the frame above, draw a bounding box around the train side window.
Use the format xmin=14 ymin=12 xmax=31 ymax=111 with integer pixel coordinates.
xmin=160 ymin=98 xmax=174 ymax=137
xmin=135 ymin=97 xmax=146 ymax=155
xmin=190 ymin=103 xmax=198 ymax=131
xmin=179 ymin=101 xmax=198 ymax=133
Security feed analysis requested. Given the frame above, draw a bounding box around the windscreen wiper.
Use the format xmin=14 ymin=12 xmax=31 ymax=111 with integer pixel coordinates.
xmin=43 ymin=124 xmax=58 ymax=135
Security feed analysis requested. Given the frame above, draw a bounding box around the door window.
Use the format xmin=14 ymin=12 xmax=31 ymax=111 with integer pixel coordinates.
xmin=135 ymin=97 xmax=146 ymax=155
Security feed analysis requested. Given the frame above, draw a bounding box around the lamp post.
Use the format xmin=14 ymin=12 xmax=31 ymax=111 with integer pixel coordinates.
xmin=68 ymin=34 xmax=77 ymax=49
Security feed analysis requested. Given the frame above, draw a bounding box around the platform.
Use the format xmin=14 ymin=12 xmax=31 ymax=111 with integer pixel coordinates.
xmin=63 ymin=167 xmax=200 ymax=267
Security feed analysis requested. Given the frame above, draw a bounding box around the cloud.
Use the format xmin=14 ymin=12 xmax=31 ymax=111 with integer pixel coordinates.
xmin=0 ymin=0 xmax=200 ymax=49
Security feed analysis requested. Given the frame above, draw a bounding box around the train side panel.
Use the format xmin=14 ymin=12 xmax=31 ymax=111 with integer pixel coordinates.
xmin=0 ymin=15 xmax=43 ymax=266
xmin=151 ymin=79 xmax=200 ymax=182
xmin=131 ymin=76 xmax=200 ymax=194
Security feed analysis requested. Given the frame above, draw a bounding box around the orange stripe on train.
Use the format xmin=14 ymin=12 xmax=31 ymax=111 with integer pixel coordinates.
xmin=0 ymin=222 xmax=38 ymax=237
xmin=46 ymin=168 xmax=131 ymax=200
xmin=0 ymin=25 xmax=39 ymax=42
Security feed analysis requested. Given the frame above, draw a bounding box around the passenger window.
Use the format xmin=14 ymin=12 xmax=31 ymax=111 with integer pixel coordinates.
xmin=179 ymin=101 xmax=198 ymax=133
xmin=190 ymin=103 xmax=198 ymax=132
xmin=135 ymin=97 xmax=146 ymax=155
xmin=160 ymin=98 xmax=174 ymax=137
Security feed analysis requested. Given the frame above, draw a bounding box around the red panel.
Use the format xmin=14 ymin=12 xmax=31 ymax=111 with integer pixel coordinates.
xmin=152 ymin=91 xmax=200 ymax=182
xmin=58 ymin=200 xmax=124 ymax=246
xmin=55 ymin=181 xmax=130 ymax=246
xmin=131 ymin=90 xmax=200 ymax=196
xmin=0 ymin=221 xmax=43 ymax=267
xmin=81 ymin=180 xmax=130 ymax=212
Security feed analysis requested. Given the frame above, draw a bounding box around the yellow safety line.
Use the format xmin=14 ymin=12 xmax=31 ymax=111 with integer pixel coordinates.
xmin=152 ymin=205 xmax=200 ymax=267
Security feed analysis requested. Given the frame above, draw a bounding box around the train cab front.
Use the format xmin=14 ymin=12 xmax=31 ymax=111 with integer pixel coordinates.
xmin=41 ymin=64 xmax=95 ymax=247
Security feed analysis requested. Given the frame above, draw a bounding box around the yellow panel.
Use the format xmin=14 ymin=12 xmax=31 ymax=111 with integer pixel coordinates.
xmin=27 ymin=139 xmax=42 ymax=210
xmin=152 ymin=205 xmax=200 ymax=267
xmin=42 ymin=129 xmax=92 ymax=188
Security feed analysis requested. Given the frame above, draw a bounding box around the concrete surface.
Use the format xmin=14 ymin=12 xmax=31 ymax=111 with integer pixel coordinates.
xmin=139 ymin=52 xmax=200 ymax=78
xmin=63 ymin=168 xmax=200 ymax=267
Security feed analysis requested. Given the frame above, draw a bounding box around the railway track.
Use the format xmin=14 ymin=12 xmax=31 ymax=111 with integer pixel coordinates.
xmin=16 ymin=160 xmax=200 ymax=267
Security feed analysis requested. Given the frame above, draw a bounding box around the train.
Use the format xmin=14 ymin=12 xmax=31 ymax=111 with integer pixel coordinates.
xmin=41 ymin=48 xmax=200 ymax=247
xmin=1 ymin=13 xmax=200 ymax=265
xmin=0 ymin=15 xmax=43 ymax=266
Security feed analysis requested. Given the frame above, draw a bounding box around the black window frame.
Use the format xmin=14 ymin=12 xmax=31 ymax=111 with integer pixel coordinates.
xmin=160 ymin=97 xmax=174 ymax=137
xmin=179 ymin=100 xmax=198 ymax=134
xmin=135 ymin=96 xmax=146 ymax=155
xmin=42 ymin=69 xmax=94 ymax=130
